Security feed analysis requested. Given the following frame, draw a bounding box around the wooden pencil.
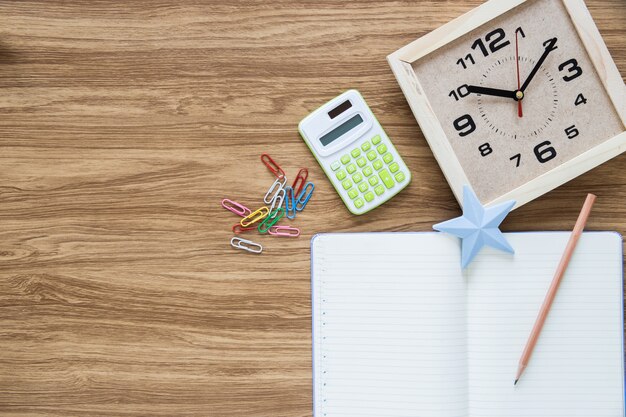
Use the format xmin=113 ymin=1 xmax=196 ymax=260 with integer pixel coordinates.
xmin=514 ymin=193 xmax=597 ymax=385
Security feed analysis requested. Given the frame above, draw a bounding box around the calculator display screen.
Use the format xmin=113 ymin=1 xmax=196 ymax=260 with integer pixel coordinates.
xmin=319 ymin=114 xmax=363 ymax=146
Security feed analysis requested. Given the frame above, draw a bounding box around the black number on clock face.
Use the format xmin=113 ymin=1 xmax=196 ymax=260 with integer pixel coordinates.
xmin=478 ymin=142 xmax=492 ymax=157
xmin=543 ymin=37 xmax=558 ymax=52
xmin=456 ymin=54 xmax=475 ymax=69
xmin=515 ymin=27 xmax=525 ymax=38
xmin=574 ymin=93 xmax=587 ymax=106
xmin=453 ymin=114 xmax=476 ymax=137
xmin=558 ymin=58 xmax=583 ymax=81
xmin=449 ymin=84 xmax=470 ymax=101
xmin=510 ymin=153 xmax=521 ymax=167
xmin=565 ymin=125 xmax=579 ymax=139
xmin=533 ymin=141 xmax=557 ymax=163
xmin=472 ymin=28 xmax=510 ymax=57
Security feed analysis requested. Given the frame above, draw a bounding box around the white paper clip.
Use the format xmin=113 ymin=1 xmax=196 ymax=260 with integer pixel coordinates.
xmin=230 ymin=237 xmax=263 ymax=254
xmin=263 ymin=177 xmax=287 ymax=204
xmin=269 ymin=187 xmax=286 ymax=213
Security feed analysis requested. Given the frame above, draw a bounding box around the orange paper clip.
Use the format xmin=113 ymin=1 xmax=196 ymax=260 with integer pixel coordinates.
xmin=221 ymin=198 xmax=251 ymax=217
xmin=261 ymin=153 xmax=286 ymax=179
xmin=291 ymin=168 xmax=309 ymax=197
xmin=240 ymin=206 xmax=269 ymax=227
xmin=268 ymin=225 xmax=300 ymax=237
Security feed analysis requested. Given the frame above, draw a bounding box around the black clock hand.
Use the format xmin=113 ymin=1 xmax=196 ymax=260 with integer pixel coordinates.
xmin=520 ymin=37 xmax=557 ymax=92
xmin=467 ymin=85 xmax=517 ymax=99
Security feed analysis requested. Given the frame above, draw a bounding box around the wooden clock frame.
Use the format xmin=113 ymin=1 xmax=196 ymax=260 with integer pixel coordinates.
xmin=387 ymin=0 xmax=625 ymax=209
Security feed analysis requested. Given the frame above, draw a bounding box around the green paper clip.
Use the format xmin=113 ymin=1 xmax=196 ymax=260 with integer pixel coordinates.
xmin=258 ymin=207 xmax=284 ymax=234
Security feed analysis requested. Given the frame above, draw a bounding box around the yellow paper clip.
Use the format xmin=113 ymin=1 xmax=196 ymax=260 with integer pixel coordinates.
xmin=240 ymin=206 xmax=269 ymax=227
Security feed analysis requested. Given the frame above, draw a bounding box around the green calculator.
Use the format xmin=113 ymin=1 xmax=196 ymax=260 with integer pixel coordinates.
xmin=298 ymin=90 xmax=411 ymax=215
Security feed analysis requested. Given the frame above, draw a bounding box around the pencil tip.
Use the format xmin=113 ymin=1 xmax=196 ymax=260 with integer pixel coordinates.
xmin=514 ymin=379 xmax=518 ymax=386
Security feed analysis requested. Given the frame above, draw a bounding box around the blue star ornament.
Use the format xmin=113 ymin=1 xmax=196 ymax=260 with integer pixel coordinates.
xmin=433 ymin=186 xmax=515 ymax=268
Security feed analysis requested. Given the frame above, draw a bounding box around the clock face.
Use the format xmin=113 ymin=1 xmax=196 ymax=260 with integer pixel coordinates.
xmin=411 ymin=0 xmax=624 ymax=203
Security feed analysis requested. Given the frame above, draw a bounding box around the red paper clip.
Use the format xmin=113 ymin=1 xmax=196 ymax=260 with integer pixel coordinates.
xmin=268 ymin=225 xmax=300 ymax=237
xmin=291 ymin=168 xmax=309 ymax=197
xmin=261 ymin=153 xmax=286 ymax=179
xmin=232 ymin=224 xmax=257 ymax=234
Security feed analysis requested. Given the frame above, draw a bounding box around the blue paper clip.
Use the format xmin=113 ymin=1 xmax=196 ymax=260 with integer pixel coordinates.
xmin=284 ymin=186 xmax=297 ymax=219
xmin=295 ymin=182 xmax=314 ymax=212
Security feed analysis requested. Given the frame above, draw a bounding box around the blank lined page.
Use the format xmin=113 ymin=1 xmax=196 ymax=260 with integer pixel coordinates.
xmin=467 ymin=232 xmax=624 ymax=417
xmin=312 ymin=233 xmax=468 ymax=417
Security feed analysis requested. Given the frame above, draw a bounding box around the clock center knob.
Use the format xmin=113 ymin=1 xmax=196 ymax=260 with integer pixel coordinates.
xmin=515 ymin=90 xmax=524 ymax=101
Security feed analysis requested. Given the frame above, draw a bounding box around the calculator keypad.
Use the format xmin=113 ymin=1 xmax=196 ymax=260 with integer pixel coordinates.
xmin=328 ymin=133 xmax=409 ymax=213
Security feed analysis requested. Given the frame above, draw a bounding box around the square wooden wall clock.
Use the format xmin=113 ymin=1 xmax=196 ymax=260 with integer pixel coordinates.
xmin=388 ymin=0 xmax=625 ymax=209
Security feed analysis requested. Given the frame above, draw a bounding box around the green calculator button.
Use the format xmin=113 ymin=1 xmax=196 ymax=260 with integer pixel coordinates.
xmin=368 ymin=176 xmax=379 ymax=186
xmin=354 ymin=198 xmax=365 ymax=209
xmin=373 ymin=159 xmax=383 ymax=171
xmin=352 ymin=172 xmax=363 ymax=183
xmin=377 ymin=144 xmax=388 ymax=154
xmin=361 ymin=141 xmax=371 ymax=151
xmin=356 ymin=157 xmax=367 ymax=167
xmin=383 ymin=153 xmax=393 ymax=164
xmin=379 ymin=169 xmax=395 ymax=189
xmin=336 ymin=169 xmax=347 ymax=180
xmin=341 ymin=154 xmax=351 ymax=164
xmin=358 ymin=182 xmax=369 ymax=193
xmin=374 ymin=184 xmax=385 ymax=196
xmin=348 ymin=188 xmax=359 ymax=199
xmin=363 ymin=166 xmax=373 ymax=177
xmin=351 ymin=148 xmax=361 ymax=158
xmin=346 ymin=163 xmax=357 ymax=174
xmin=389 ymin=162 xmax=400 ymax=173
xmin=331 ymin=160 xmax=341 ymax=171
xmin=342 ymin=179 xmax=353 ymax=190
xmin=366 ymin=150 xmax=377 ymax=161
xmin=372 ymin=135 xmax=382 ymax=145
xmin=364 ymin=191 xmax=375 ymax=202
xmin=395 ymin=172 xmax=406 ymax=182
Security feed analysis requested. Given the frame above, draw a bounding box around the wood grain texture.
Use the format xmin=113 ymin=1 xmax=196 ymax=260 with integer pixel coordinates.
xmin=0 ymin=1 xmax=624 ymax=416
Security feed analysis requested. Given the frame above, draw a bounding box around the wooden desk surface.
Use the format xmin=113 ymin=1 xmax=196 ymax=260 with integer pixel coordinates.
xmin=1 ymin=1 xmax=624 ymax=415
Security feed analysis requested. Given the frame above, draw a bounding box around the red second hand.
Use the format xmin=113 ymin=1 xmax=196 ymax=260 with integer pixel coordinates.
xmin=515 ymin=30 xmax=523 ymax=118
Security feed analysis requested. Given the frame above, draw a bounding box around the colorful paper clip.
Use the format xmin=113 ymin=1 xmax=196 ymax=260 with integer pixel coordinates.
xmin=230 ymin=237 xmax=263 ymax=254
xmin=261 ymin=153 xmax=286 ymax=179
xmin=284 ymin=186 xmax=297 ymax=219
xmin=221 ymin=198 xmax=251 ymax=217
xmin=240 ymin=206 xmax=269 ymax=227
xmin=268 ymin=225 xmax=300 ymax=237
xmin=264 ymin=177 xmax=286 ymax=204
xmin=291 ymin=168 xmax=309 ymax=197
xmin=258 ymin=207 xmax=284 ymax=234
xmin=232 ymin=224 xmax=257 ymax=234
xmin=295 ymin=182 xmax=314 ymax=211
xmin=269 ymin=187 xmax=286 ymax=213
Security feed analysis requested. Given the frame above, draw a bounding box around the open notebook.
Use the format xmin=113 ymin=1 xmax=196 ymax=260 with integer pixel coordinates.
xmin=311 ymin=232 xmax=624 ymax=417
